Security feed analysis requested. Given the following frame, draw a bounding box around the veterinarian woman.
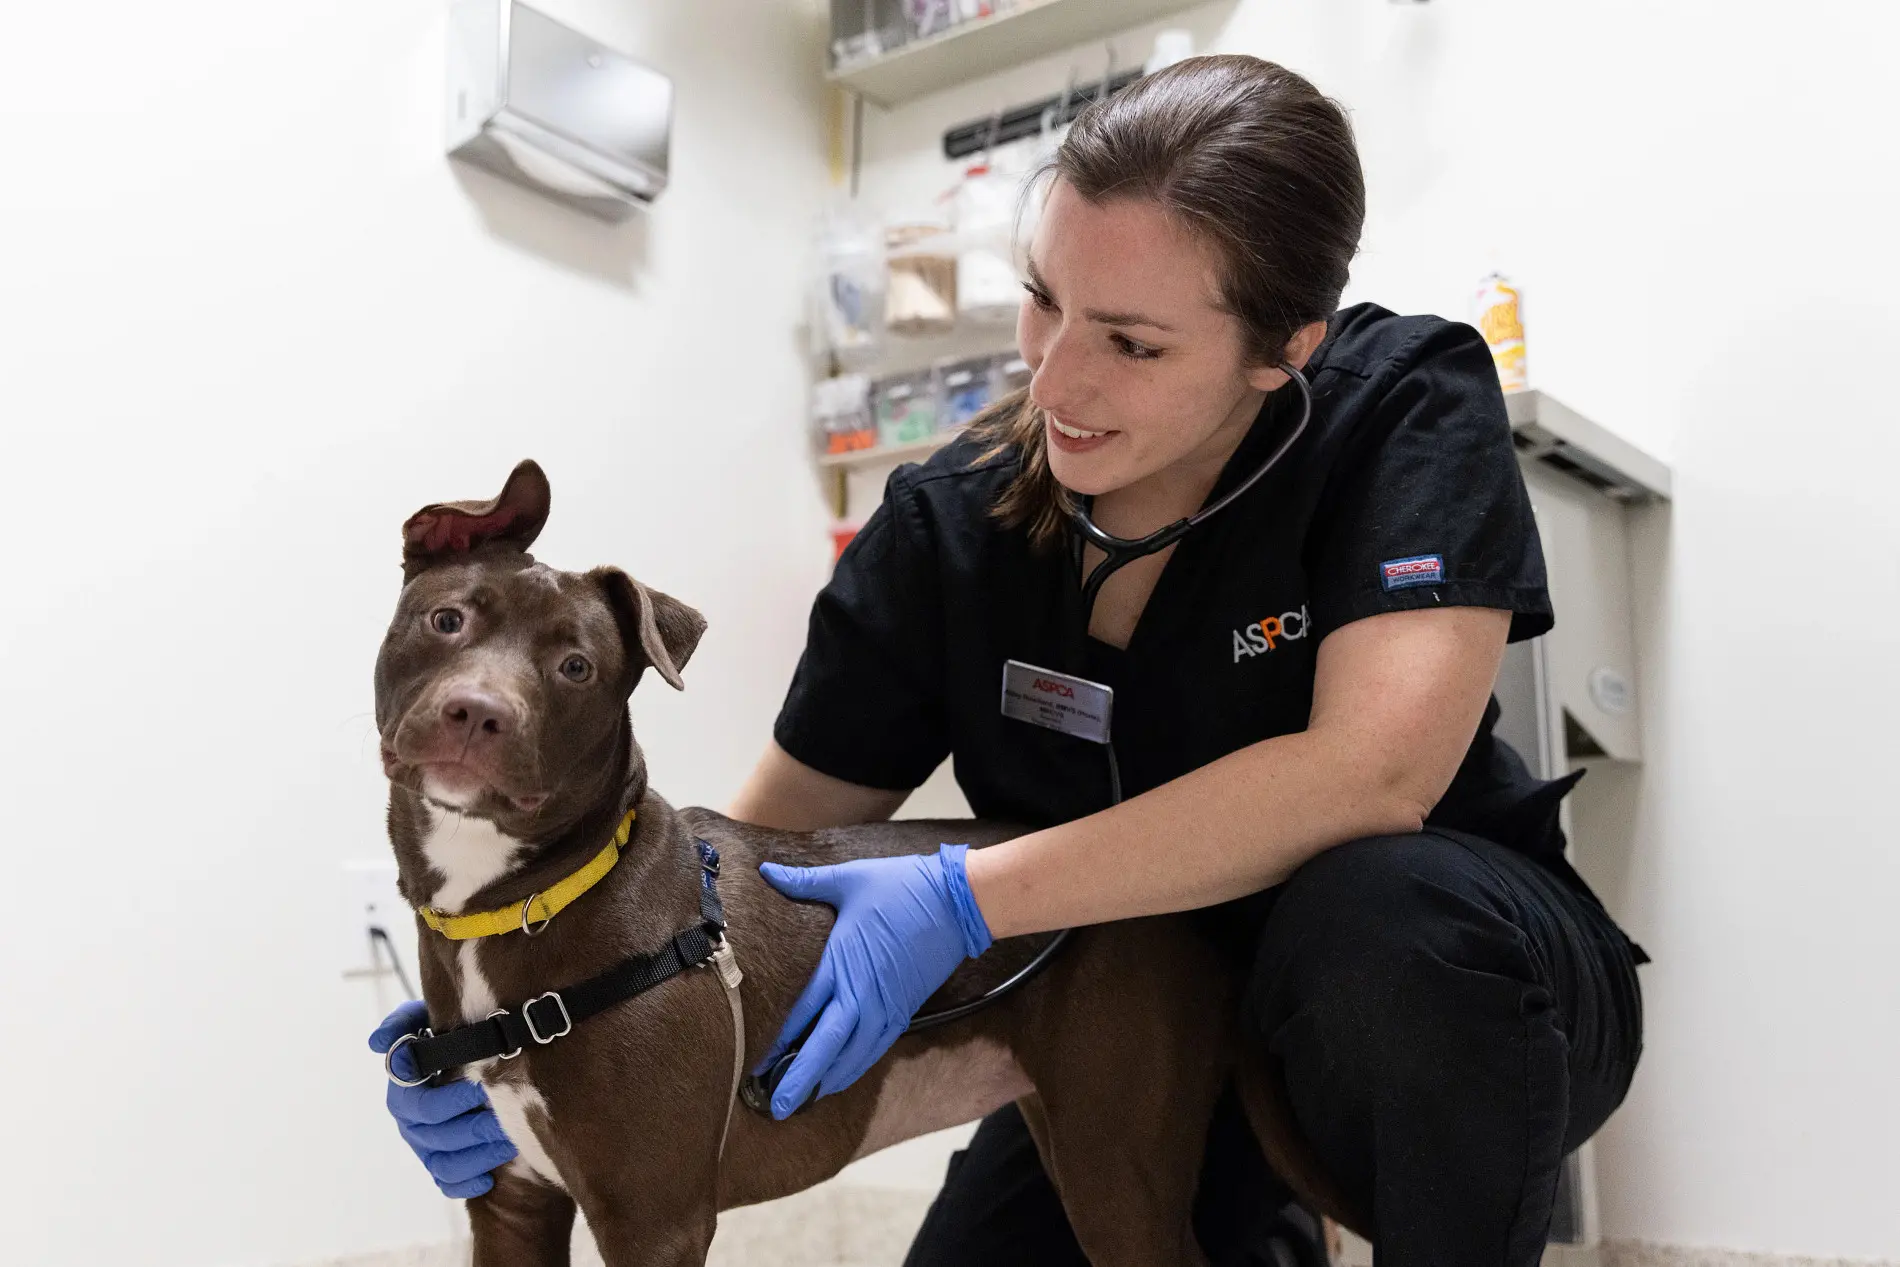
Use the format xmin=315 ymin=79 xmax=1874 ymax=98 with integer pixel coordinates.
xmin=382 ymin=55 xmax=1646 ymax=1265
xmin=742 ymin=55 xmax=1645 ymax=1266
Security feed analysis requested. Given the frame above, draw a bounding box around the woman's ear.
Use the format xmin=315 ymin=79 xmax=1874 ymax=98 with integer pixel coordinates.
xmin=1247 ymin=319 xmax=1329 ymax=392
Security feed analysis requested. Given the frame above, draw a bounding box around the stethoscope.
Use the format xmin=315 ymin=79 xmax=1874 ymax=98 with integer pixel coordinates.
xmin=1068 ymin=363 xmax=1316 ymax=622
xmin=905 ymin=362 xmax=1315 ymax=1029
xmin=744 ymin=366 xmax=1315 ymax=1108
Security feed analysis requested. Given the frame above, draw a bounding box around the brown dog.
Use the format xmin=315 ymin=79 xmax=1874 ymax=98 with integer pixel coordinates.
xmin=374 ymin=461 xmax=1354 ymax=1266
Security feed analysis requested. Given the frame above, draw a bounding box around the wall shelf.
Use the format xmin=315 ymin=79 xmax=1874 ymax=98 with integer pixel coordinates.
xmin=1506 ymin=389 xmax=1672 ymax=503
xmin=817 ymin=391 xmax=1671 ymax=494
xmin=816 ymin=430 xmax=963 ymax=470
xmin=828 ymin=0 xmax=1207 ymax=108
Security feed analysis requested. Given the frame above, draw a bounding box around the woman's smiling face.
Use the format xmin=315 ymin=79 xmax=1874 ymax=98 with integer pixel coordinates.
xmin=1017 ymin=177 xmax=1293 ymax=499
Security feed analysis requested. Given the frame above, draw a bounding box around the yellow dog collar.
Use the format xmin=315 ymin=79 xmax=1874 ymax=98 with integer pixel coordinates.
xmin=419 ymin=808 xmax=637 ymax=940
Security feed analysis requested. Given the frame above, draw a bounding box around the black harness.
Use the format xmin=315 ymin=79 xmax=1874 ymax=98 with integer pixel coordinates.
xmin=387 ymin=839 xmax=728 ymax=1083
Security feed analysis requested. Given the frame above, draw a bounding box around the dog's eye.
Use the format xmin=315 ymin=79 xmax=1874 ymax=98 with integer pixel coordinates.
xmin=430 ymin=608 xmax=465 ymax=635
xmin=560 ymin=654 xmax=593 ymax=683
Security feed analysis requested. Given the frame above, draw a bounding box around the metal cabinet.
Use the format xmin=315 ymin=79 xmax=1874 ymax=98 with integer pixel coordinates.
xmin=1494 ymin=390 xmax=1670 ymax=1260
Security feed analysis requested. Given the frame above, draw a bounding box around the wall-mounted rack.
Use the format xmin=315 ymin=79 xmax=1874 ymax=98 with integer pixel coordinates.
xmin=942 ymin=67 xmax=1143 ymax=159
xmin=828 ymin=0 xmax=1204 ymax=108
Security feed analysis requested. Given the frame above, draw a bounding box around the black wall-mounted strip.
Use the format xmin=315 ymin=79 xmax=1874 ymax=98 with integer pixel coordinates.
xmin=942 ymin=68 xmax=1145 ymax=161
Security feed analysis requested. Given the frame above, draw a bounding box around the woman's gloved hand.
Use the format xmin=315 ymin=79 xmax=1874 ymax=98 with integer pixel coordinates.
xmin=368 ymin=999 xmax=518 ymax=1198
xmin=755 ymin=844 xmax=993 ymax=1120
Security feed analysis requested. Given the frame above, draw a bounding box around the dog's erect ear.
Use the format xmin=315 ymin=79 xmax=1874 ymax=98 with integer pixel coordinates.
xmin=593 ymin=568 xmax=707 ymax=692
xmin=401 ymin=460 xmax=551 ymax=581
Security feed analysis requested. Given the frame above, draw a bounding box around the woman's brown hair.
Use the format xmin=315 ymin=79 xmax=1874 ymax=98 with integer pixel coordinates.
xmin=967 ymin=55 xmax=1366 ymax=547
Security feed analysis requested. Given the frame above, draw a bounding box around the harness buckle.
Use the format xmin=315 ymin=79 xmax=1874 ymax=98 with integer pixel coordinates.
xmin=523 ymin=991 xmax=573 ymax=1045
xmin=384 ymin=1028 xmax=434 ymax=1087
xmin=487 ymin=1009 xmax=523 ymax=1059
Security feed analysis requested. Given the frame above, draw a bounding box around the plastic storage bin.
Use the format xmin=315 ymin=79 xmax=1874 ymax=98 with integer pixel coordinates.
xmin=992 ymin=353 xmax=1032 ymax=398
xmin=884 ymin=221 xmax=958 ymax=338
xmin=830 ymin=0 xmax=907 ymax=70
xmin=938 ymin=356 xmax=995 ymax=428
xmin=813 ymin=374 xmax=876 ymax=455
xmin=812 ymin=213 xmax=885 ymax=369
xmin=873 ymin=370 xmax=940 ymax=446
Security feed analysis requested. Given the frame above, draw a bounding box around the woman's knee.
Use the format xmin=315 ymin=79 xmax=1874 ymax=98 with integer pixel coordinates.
xmin=1246 ymin=832 xmax=1541 ymax=1040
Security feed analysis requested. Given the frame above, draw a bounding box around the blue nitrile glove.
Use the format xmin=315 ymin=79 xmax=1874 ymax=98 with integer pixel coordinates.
xmin=756 ymin=844 xmax=993 ymax=1120
xmin=368 ymin=999 xmax=518 ymax=1199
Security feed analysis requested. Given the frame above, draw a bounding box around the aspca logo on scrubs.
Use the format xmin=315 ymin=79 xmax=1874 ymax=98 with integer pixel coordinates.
xmin=1031 ymin=677 xmax=1075 ymax=698
xmin=1231 ymin=605 xmax=1310 ymax=662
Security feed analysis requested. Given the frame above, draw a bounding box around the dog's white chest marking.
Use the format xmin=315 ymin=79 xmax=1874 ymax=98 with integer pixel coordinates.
xmin=850 ymin=1037 xmax=1033 ymax=1162
xmin=451 ymin=938 xmax=568 ymax=1189
xmin=419 ymin=804 xmax=525 ymax=914
xmin=422 ymin=806 xmax=566 ymax=1188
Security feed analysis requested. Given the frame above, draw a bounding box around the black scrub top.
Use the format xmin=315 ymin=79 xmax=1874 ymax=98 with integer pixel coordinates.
xmin=775 ymin=305 xmax=1583 ymax=904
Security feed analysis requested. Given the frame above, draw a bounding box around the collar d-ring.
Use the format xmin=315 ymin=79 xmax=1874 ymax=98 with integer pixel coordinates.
xmin=520 ymin=892 xmax=553 ymax=936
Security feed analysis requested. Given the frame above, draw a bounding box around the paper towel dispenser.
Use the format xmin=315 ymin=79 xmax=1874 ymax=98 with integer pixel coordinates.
xmin=446 ymin=0 xmax=673 ymax=221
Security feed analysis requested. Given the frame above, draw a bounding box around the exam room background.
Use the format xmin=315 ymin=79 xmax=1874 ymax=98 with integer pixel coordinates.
xmin=2 ymin=1 xmax=1895 ymax=1264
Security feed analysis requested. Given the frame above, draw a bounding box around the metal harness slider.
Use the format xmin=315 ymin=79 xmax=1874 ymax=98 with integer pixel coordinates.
xmin=523 ymin=991 xmax=573 ymax=1045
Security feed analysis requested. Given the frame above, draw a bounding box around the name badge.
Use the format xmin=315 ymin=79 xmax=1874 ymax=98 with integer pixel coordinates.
xmin=1000 ymin=660 xmax=1114 ymax=745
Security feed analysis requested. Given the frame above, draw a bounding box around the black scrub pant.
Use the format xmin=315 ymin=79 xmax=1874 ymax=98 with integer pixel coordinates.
xmin=901 ymin=830 xmax=1646 ymax=1267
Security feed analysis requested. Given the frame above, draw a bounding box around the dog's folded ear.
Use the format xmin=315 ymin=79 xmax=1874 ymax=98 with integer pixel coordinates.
xmin=593 ymin=568 xmax=707 ymax=692
xmin=401 ymin=460 xmax=552 ymax=581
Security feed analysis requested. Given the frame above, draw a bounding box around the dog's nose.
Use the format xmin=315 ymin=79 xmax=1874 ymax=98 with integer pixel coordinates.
xmin=441 ymin=690 xmax=513 ymax=739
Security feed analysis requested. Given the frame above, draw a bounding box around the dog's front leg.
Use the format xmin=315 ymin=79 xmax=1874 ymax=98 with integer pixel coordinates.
xmin=571 ymin=1116 xmax=720 ymax=1267
xmin=1013 ymin=920 xmax=1233 ymax=1267
xmin=580 ymin=1196 xmax=717 ymax=1267
xmin=467 ymin=1165 xmax=578 ymax=1267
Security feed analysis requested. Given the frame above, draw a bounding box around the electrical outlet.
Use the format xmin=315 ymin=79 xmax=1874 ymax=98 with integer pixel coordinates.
xmin=340 ymin=859 xmax=410 ymax=982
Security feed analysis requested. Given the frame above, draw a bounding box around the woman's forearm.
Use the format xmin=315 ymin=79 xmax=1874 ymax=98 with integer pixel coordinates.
xmin=727 ymin=741 xmax=909 ymax=831
xmin=962 ymin=727 xmax=1425 ymax=938
xmin=963 ymin=608 xmax=1509 ymax=939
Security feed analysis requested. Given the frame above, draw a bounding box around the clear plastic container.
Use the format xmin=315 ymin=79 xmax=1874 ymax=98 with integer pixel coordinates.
xmin=884 ymin=221 xmax=958 ymax=338
xmin=873 ymin=370 xmax=941 ymax=446
xmin=991 ymin=352 xmax=1032 ymax=398
xmin=812 ymin=374 xmax=876 ymax=455
xmin=812 ymin=212 xmax=885 ymax=370
xmin=831 ymin=0 xmax=907 ymax=70
xmin=955 ymin=165 xmax=1021 ymax=326
xmin=937 ymin=356 xmax=995 ymax=429
xmin=905 ymin=0 xmax=959 ymax=38
xmin=903 ymin=0 xmax=1004 ymax=38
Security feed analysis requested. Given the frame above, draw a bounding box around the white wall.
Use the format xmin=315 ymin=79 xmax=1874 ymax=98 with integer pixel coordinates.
xmin=0 ymin=2 xmax=835 ymax=1264
xmin=5 ymin=2 xmax=1896 ymax=1263
xmin=849 ymin=1 xmax=1900 ymax=1259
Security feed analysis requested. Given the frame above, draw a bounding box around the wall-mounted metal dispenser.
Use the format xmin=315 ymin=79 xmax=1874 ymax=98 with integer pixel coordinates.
xmin=1499 ymin=389 xmax=1670 ymax=769
xmin=446 ymin=0 xmax=673 ymax=221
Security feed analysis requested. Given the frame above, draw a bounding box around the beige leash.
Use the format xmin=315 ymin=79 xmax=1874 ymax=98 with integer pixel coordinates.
xmin=709 ymin=938 xmax=745 ymax=1158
